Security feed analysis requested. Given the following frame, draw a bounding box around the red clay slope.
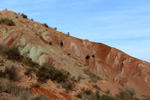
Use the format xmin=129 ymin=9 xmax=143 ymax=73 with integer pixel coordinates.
xmin=0 ymin=10 xmax=150 ymax=97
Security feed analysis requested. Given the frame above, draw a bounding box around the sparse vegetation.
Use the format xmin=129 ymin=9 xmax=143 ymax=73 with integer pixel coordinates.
xmin=22 ymin=57 xmax=39 ymax=67
xmin=71 ymin=75 xmax=83 ymax=82
xmin=62 ymin=81 xmax=75 ymax=93
xmin=76 ymin=88 xmax=117 ymax=100
xmin=21 ymin=13 xmax=27 ymax=18
xmin=36 ymin=63 xmax=70 ymax=83
xmin=0 ymin=78 xmax=49 ymax=100
xmin=0 ymin=17 xmax=15 ymax=26
xmin=116 ymin=87 xmax=140 ymax=100
xmin=0 ymin=65 xmax=20 ymax=82
xmin=0 ymin=46 xmax=23 ymax=61
xmin=4 ymin=65 xmax=20 ymax=81
xmin=93 ymin=84 xmax=101 ymax=90
xmin=24 ymin=67 xmax=36 ymax=78
xmin=83 ymin=69 xmax=102 ymax=82
xmin=0 ymin=45 xmax=39 ymax=67
xmin=100 ymin=95 xmax=118 ymax=100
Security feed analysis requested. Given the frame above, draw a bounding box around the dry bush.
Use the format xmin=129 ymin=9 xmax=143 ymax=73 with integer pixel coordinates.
xmin=4 ymin=65 xmax=20 ymax=81
xmin=62 ymin=81 xmax=75 ymax=93
xmin=36 ymin=63 xmax=70 ymax=83
xmin=93 ymin=85 xmax=101 ymax=90
xmin=0 ymin=18 xmax=15 ymax=26
xmin=42 ymin=23 xmax=49 ymax=28
xmin=22 ymin=57 xmax=39 ymax=67
xmin=0 ymin=78 xmax=49 ymax=100
xmin=21 ymin=13 xmax=27 ymax=19
xmin=76 ymin=88 xmax=118 ymax=100
xmin=116 ymin=87 xmax=140 ymax=100
xmin=0 ymin=46 xmax=22 ymax=62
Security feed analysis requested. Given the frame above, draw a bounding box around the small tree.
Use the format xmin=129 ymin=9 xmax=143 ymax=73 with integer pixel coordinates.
xmin=21 ymin=13 xmax=27 ymax=19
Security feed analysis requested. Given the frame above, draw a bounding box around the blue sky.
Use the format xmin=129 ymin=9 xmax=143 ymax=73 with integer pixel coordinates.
xmin=0 ymin=0 xmax=150 ymax=62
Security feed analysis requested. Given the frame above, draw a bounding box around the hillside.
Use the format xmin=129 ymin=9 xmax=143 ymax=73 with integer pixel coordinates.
xmin=0 ymin=10 xmax=150 ymax=100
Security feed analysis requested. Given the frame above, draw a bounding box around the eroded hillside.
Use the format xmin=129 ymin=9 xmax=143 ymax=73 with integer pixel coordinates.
xmin=0 ymin=10 xmax=150 ymax=100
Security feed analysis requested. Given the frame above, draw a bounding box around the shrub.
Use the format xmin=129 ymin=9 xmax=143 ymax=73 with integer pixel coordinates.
xmin=84 ymin=89 xmax=93 ymax=95
xmin=21 ymin=13 xmax=27 ymax=19
xmin=22 ymin=58 xmax=39 ymax=67
xmin=31 ymin=95 xmax=50 ymax=100
xmin=36 ymin=64 xmax=50 ymax=83
xmin=0 ymin=78 xmax=24 ymax=95
xmin=0 ymin=18 xmax=15 ymax=26
xmin=24 ymin=67 xmax=36 ymax=78
xmin=62 ymin=81 xmax=75 ymax=92
xmin=76 ymin=88 xmax=96 ymax=100
xmin=100 ymin=95 xmax=118 ymax=100
xmin=4 ymin=65 xmax=20 ymax=81
xmin=83 ymin=69 xmax=102 ymax=82
xmin=0 ymin=78 xmax=49 ymax=100
xmin=36 ymin=63 xmax=70 ymax=83
xmin=43 ymin=23 xmax=49 ymax=28
xmin=93 ymin=85 xmax=101 ymax=90
xmin=54 ymin=27 xmax=57 ymax=30
xmin=0 ymin=46 xmax=22 ymax=61
xmin=116 ymin=87 xmax=139 ymax=100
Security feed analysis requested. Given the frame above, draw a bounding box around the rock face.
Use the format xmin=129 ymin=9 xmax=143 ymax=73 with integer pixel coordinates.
xmin=0 ymin=10 xmax=150 ymax=97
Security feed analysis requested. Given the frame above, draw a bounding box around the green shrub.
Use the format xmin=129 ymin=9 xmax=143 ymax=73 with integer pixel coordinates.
xmin=36 ymin=63 xmax=70 ymax=83
xmin=21 ymin=13 xmax=27 ymax=18
xmin=0 ymin=18 xmax=15 ymax=26
xmin=0 ymin=46 xmax=22 ymax=61
xmin=22 ymin=58 xmax=39 ymax=67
